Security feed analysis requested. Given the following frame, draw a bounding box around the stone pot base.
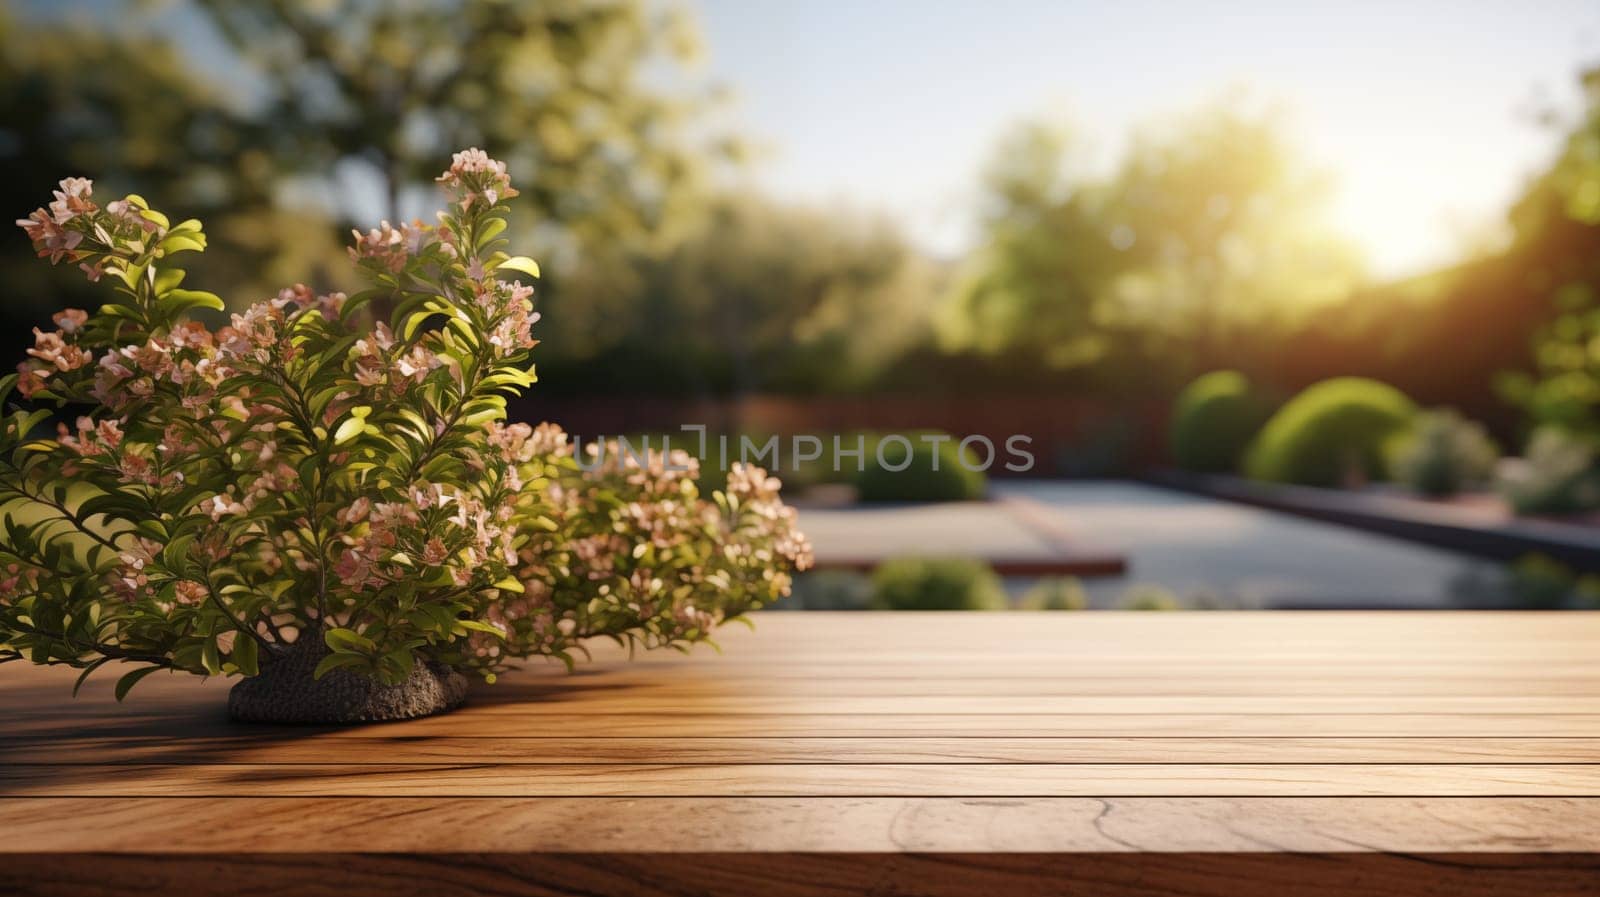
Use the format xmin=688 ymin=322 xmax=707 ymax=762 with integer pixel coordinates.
xmin=228 ymin=642 xmax=469 ymax=724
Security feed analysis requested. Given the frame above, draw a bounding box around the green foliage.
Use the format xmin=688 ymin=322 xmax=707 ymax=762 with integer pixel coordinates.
xmin=0 ymin=153 xmax=811 ymax=696
xmin=1117 ymin=585 xmax=1181 ymax=610
xmin=189 ymin=0 xmax=726 ymax=245
xmin=1496 ymin=427 xmax=1600 ymax=515
xmin=856 ymin=435 xmax=987 ymax=503
xmin=786 ymin=571 xmax=872 ymax=611
xmin=550 ymin=197 xmax=936 ymax=395
xmin=1169 ymin=371 xmax=1273 ymax=473
xmin=1244 ymin=378 xmax=1417 ymax=487
xmin=939 ymin=103 xmax=1361 ymax=375
xmin=1019 ymin=576 xmax=1087 ymax=610
xmin=1507 ymin=555 xmax=1600 ymax=609
xmin=0 ymin=1 xmax=727 ymax=334
xmin=1387 ymin=409 xmax=1500 ymax=497
xmin=1499 ymin=297 xmax=1600 ymax=440
xmin=869 ymin=557 xmax=1006 ymax=611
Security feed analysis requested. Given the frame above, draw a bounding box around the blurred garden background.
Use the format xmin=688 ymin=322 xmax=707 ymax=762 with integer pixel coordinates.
xmin=9 ymin=0 xmax=1600 ymax=611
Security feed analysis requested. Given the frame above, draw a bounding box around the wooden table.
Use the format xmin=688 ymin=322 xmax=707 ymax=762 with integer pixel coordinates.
xmin=2 ymin=612 xmax=1598 ymax=896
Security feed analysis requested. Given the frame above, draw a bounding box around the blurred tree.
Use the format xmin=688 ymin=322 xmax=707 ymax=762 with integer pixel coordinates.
xmin=0 ymin=8 xmax=336 ymax=329
xmin=940 ymin=101 xmax=1361 ymax=382
xmin=937 ymin=121 xmax=1125 ymax=370
xmin=185 ymin=0 xmax=730 ymax=258
xmin=1104 ymin=101 xmax=1362 ymax=363
xmin=543 ymin=195 xmax=937 ymax=396
xmin=2 ymin=0 xmax=729 ymax=324
xmin=1272 ymin=65 xmax=1600 ymax=439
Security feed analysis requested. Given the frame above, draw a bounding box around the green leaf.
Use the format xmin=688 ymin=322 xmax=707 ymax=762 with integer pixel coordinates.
xmin=495 ymin=255 xmax=540 ymax=279
xmin=165 ymin=289 xmax=225 ymax=312
xmin=72 ymin=656 xmax=112 ymax=697
xmin=153 ymin=268 xmax=187 ymax=295
xmin=114 ymin=666 xmax=163 ymax=702
xmin=313 ymin=652 xmax=367 ymax=680
xmin=98 ymin=303 xmax=145 ymax=321
xmin=338 ymin=288 xmax=384 ymax=322
xmin=159 ymin=233 xmax=207 ymax=255
xmin=201 ymin=636 xmax=222 ymax=675
xmin=332 ymin=416 xmax=366 ymax=445
xmin=475 ymin=217 xmax=508 ymax=248
xmin=324 ymin=627 xmax=376 ymax=654
xmin=161 ymin=533 xmax=196 ymax=574
xmin=456 ymin=618 xmax=507 ymax=637
xmin=232 ymin=632 xmax=259 ymax=677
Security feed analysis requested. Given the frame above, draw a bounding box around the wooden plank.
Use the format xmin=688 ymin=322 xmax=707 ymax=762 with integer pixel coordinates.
xmin=2 ymin=796 xmax=1597 ymax=853
xmin=309 ymin=696 xmax=1600 ymax=714
xmin=5 ymin=735 xmax=1597 ymax=765
xmin=1 ymin=611 xmax=1598 ymax=896
xmin=6 ymin=762 xmax=1600 ymax=798
xmin=6 ymin=851 xmax=1599 ymax=897
xmin=5 ymin=797 xmax=1600 ymax=896
xmin=9 ymin=712 xmax=1600 ymax=738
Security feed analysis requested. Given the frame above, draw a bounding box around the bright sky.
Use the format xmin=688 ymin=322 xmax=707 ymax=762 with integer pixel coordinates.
xmin=693 ymin=0 xmax=1600 ymax=278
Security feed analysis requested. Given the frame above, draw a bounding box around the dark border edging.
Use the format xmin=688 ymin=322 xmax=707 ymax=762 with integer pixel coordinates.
xmin=1144 ymin=470 xmax=1600 ymax=573
xmin=810 ymin=556 xmax=1128 ymax=577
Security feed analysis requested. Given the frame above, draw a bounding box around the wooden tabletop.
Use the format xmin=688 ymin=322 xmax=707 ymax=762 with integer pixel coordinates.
xmin=2 ymin=611 xmax=1598 ymax=896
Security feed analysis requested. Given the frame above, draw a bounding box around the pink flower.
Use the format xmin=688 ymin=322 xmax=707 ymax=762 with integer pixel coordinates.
xmin=26 ymin=328 xmax=92 ymax=372
xmin=16 ymin=208 xmax=84 ymax=264
xmin=338 ymin=497 xmax=372 ymax=526
xmin=198 ymin=493 xmax=249 ymax=521
xmin=53 ymin=309 xmax=89 ymax=334
xmin=333 ymin=549 xmax=374 ymax=590
xmin=422 ymin=538 xmax=450 ymax=566
xmin=435 ymin=147 xmax=519 ymax=210
xmin=173 ymin=581 xmax=208 ymax=607
xmin=349 ymin=220 xmax=428 ymax=272
xmin=48 ymin=177 xmax=95 ymax=224
xmin=96 ymin=418 xmax=124 ymax=448
xmin=15 ymin=366 xmax=48 ymax=398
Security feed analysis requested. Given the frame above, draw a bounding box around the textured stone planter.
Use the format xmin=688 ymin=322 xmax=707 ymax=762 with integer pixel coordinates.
xmin=228 ymin=639 xmax=469 ymax=724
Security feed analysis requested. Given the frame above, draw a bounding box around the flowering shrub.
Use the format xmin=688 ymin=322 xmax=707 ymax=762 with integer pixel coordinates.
xmin=1 ymin=150 xmax=811 ymax=696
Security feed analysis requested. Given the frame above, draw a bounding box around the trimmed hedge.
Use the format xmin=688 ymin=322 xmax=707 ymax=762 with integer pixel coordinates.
xmin=1497 ymin=427 xmax=1600 ymax=515
xmin=1388 ymin=409 xmax=1499 ymax=497
xmin=856 ymin=434 xmax=987 ymax=503
xmin=869 ymin=557 xmax=1006 ymax=610
xmin=1117 ymin=585 xmax=1181 ymax=610
xmin=1020 ymin=576 xmax=1088 ymax=610
xmin=1245 ymin=377 xmax=1417 ymax=487
xmin=1169 ymin=371 xmax=1273 ymax=473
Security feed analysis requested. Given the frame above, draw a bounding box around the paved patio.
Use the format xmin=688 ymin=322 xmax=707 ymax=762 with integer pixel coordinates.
xmin=797 ymin=481 xmax=1502 ymax=608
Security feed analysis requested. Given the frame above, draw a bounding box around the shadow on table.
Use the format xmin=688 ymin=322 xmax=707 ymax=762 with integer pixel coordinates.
xmin=0 ymin=666 xmax=657 ymax=794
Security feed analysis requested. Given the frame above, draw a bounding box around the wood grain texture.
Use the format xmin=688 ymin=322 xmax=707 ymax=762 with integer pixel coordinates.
xmin=2 ymin=611 xmax=1599 ymax=896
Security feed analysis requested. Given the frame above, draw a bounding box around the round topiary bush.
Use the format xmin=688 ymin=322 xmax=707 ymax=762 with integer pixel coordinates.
xmin=1244 ymin=377 xmax=1417 ymax=487
xmin=1497 ymin=427 xmax=1600 ymax=515
xmin=1019 ymin=576 xmax=1088 ymax=610
xmin=856 ymin=434 xmax=987 ymax=503
xmin=1388 ymin=408 xmax=1500 ymax=497
xmin=1169 ymin=370 xmax=1273 ymax=474
xmin=1117 ymin=585 xmax=1182 ymax=610
xmin=869 ymin=557 xmax=1006 ymax=610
